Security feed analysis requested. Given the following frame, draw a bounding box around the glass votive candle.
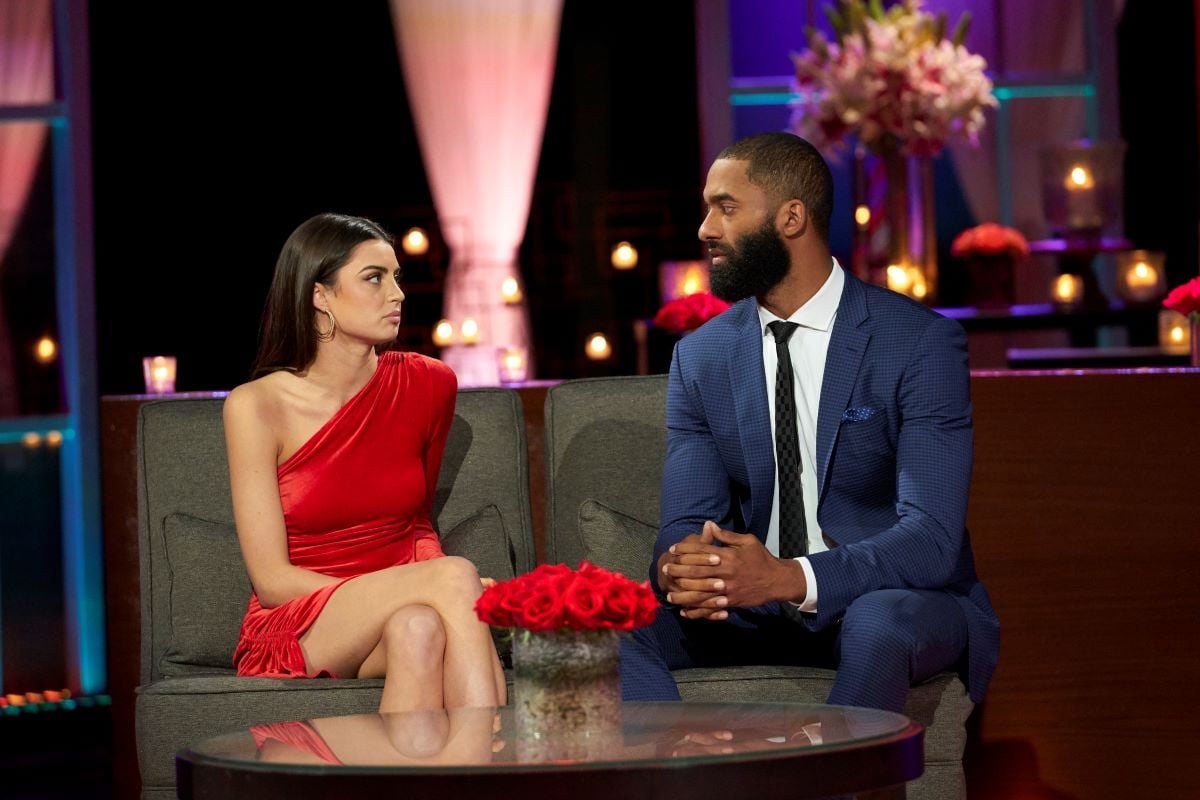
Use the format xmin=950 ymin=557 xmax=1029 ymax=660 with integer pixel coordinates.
xmin=142 ymin=356 xmax=177 ymax=394
xmin=432 ymin=319 xmax=455 ymax=347
xmin=1114 ymin=250 xmax=1166 ymax=304
xmin=496 ymin=346 xmax=528 ymax=384
xmin=500 ymin=277 xmax=523 ymax=305
xmin=460 ymin=318 xmax=480 ymax=345
xmin=1040 ymin=139 xmax=1125 ymax=237
xmin=658 ymin=260 xmax=709 ymax=303
xmin=1051 ymin=274 xmax=1084 ymax=308
xmin=1158 ymin=309 xmax=1191 ymax=353
xmin=585 ymin=332 xmax=612 ymax=360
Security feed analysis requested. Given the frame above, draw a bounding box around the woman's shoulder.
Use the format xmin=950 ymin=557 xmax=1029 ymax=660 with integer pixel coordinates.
xmin=388 ymin=351 xmax=457 ymax=390
xmin=224 ymin=371 xmax=292 ymax=423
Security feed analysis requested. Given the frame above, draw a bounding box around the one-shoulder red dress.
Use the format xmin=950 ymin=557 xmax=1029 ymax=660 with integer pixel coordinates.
xmin=233 ymin=351 xmax=456 ymax=678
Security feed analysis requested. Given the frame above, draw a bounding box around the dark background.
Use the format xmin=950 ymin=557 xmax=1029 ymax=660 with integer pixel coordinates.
xmin=85 ymin=0 xmax=703 ymax=395
xmin=1 ymin=1 xmax=1196 ymax=404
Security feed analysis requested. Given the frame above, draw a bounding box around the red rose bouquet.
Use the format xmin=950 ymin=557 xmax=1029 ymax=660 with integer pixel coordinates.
xmin=653 ymin=292 xmax=731 ymax=334
xmin=475 ymin=561 xmax=659 ymax=633
xmin=1163 ymin=276 xmax=1200 ymax=319
xmin=950 ymin=223 xmax=1030 ymax=260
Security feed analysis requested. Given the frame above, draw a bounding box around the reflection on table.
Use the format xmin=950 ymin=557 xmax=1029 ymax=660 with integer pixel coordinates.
xmin=202 ymin=702 xmax=914 ymax=769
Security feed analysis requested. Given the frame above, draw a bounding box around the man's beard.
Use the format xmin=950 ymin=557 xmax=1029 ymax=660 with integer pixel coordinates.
xmin=709 ymin=221 xmax=791 ymax=303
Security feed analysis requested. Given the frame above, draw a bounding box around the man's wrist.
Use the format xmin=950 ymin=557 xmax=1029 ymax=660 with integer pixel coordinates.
xmin=773 ymin=556 xmax=808 ymax=604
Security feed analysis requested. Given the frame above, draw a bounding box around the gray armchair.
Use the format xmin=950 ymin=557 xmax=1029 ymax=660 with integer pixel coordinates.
xmin=542 ymin=375 xmax=974 ymax=800
xmin=134 ymin=389 xmax=534 ymax=799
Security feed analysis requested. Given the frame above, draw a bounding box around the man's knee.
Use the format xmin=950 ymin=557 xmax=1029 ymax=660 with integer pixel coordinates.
xmin=840 ymin=589 xmax=966 ymax=675
xmin=840 ymin=590 xmax=923 ymax=664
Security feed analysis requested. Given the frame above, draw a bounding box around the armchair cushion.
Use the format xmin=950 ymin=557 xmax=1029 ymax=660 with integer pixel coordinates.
xmin=439 ymin=503 xmax=518 ymax=660
xmin=440 ymin=503 xmax=516 ymax=583
xmin=160 ymin=513 xmax=249 ymax=673
xmin=577 ymin=498 xmax=656 ymax=580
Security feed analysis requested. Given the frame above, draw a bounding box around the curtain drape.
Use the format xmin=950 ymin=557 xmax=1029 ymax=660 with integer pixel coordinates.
xmin=390 ymin=0 xmax=562 ymax=385
xmin=944 ymin=0 xmax=1124 ymax=234
xmin=0 ymin=0 xmax=54 ymax=415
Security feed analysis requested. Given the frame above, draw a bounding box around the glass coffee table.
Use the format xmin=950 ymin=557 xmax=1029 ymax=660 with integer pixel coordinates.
xmin=176 ymin=701 xmax=922 ymax=799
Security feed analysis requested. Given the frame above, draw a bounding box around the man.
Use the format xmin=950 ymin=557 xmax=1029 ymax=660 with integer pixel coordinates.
xmin=620 ymin=132 xmax=999 ymax=713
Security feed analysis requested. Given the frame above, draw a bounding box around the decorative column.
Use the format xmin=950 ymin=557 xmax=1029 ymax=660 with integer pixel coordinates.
xmin=390 ymin=0 xmax=562 ymax=385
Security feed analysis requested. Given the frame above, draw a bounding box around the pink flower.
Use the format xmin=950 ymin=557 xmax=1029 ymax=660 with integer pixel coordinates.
xmin=790 ymin=0 xmax=997 ymax=157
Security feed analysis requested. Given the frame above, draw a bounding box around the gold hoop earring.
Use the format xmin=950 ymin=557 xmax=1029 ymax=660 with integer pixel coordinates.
xmin=316 ymin=308 xmax=336 ymax=342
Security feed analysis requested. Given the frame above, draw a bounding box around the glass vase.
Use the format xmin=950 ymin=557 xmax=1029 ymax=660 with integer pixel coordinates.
xmin=854 ymin=145 xmax=939 ymax=304
xmin=883 ymin=149 xmax=938 ymax=303
xmin=512 ymin=628 xmax=621 ymax=762
xmin=1192 ymin=316 xmax=1200 ymax=368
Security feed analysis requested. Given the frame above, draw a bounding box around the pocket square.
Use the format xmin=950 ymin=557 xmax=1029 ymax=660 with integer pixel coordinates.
xmin=841 ymin=406 xmax=879 ymax=423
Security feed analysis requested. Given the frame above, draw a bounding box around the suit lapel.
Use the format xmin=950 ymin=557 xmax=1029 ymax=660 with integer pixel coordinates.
xmin=728 ymin=300 xmax=773 ymax=540
xmin=817 ymin=272 xmax=871 ymax=498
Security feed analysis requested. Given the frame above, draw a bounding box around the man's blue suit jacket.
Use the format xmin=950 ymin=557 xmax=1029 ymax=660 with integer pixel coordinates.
xmin=656 ymin=268 xmax=1000 ymax=701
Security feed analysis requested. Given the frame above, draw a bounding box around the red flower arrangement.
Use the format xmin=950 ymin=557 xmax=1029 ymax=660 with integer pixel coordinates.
xmin=1163 ymin=276 xmax=1200 ymax=319
xmin=653 ymin=292 xmax=731 ymax=334
xmin=950 ymin=223 xmax=1030 ymax=260
xmin=475 ymin=561 xmax=659 ymax=633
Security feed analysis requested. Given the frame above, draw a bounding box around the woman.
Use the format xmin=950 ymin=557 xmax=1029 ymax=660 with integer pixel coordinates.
xmin=224 ymin=212 xmax=505 ymax=713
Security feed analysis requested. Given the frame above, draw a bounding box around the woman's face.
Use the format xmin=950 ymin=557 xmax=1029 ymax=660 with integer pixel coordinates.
xmin=316 ymin=239 xmax=405 ymax=345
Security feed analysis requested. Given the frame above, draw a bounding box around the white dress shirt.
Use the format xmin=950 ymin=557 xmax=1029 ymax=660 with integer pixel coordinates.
xmin=757 ymin=260 xmax=844 ymax=612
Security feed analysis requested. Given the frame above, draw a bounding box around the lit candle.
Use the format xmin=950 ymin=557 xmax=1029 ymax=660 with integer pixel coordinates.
xmin=1052 ymin=274 xmax=1084 ymax=306
xmin=496 ymin=347 xmax=528 ymax=384
xmin=611 ymin=241 xmax=638 ymax=270
xmin=680 ymin=264 xmax=705 ymax=297
xmin=34 ymin=336 xmax=57 ymax=364
xmin=886 ymin=264 xmax=912 ymax=293
xmin=1159 ymin=309 xmax=1191 ymax=353
xmin=432 ymin=319 xmax=455 ymax=346
xmin=401 ymin=227 xmax=429 ymax=256
xmin=886 ymin=265 xmax=925 ymax=299
xmin=1119 ymin=258 xmax=1162 ymax=302
xmin=1063 ymin=164 xmax=1099 ymax=232
xmin=500 ymin=277 xmax=523 ymax=304
xmin=585 ymin=332 xmax=612 ymax=360
xmin=460 ymin=318 xmax=479 ymax=345
xmin=659 ymin=260 xmax=709 ymax=302
xmin=142 ymin=355 xmax=177 ymax=394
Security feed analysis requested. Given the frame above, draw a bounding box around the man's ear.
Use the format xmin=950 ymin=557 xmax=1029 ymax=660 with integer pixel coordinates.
xmin=779 ymin=199 xmax=807 ymax=238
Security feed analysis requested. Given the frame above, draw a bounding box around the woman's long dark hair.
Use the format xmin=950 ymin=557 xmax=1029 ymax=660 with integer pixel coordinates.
xmin=251 ymin=212 xmax=394 ymax=377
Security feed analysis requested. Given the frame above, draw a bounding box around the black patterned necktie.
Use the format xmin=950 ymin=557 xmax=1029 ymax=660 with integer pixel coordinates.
xmin=767 ymin=321 xmax=808 ymax=559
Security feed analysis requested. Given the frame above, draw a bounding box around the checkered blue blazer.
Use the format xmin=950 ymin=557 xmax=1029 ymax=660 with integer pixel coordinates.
xmin=658 ymin=268 xmax=1000 ymax=702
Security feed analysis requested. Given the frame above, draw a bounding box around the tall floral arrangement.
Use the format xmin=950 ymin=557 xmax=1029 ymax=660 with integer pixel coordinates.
xmin=791 ymin=0 xmax=998 ymax=157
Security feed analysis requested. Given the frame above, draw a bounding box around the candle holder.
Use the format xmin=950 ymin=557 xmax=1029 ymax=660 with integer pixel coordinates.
xmin=610 ymin=242 xmax=638 ymax=270
xmin=496 ymin=346 xmax=529 ymax=384
xmin=1050 ymin=274 xmax=1084 ymax=309
xmin=1040 ymin=140 xmax=1125 ymax=240
xmin=1114 ymin=250 xmax=1166 ymax=305
xmin=142 ymin=356 xmax=177 ymax=394
xmin=886 ymin=264 xmax=928 ymax=300
xmin=1158 ymin=309 xmax=1191 ymax=354
xmin=658 ymin=260 xmax=709 ymax=304
xmin=585 ymin=332 xmax=612 ymax=361
xmin=460 ymin=318 xmax=480 ymax=346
